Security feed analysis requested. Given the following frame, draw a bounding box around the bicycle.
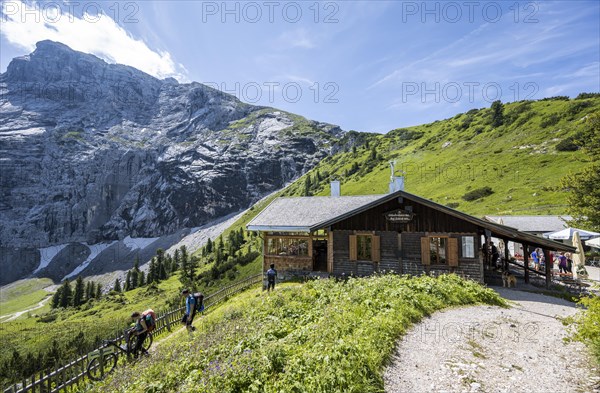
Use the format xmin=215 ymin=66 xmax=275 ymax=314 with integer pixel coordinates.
xmin=87 ymin=329 xmax=153 ymax=381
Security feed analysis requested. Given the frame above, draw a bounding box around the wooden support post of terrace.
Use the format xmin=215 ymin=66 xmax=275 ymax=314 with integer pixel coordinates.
xmin=523 ymin=244 xmax=530 ymax=284
xmin=544 ymin=248 xmax=552 ymax=289
xmin=503 ymin=239 xmax=510 ymax=271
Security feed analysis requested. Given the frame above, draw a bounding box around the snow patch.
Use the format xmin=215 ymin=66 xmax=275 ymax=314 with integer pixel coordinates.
xmin=123 ymin=236 xmax=159 ymax=250
xmin=62 ymin=242 xmax=116 ymax=280
xmin=34 ymin=244 xmax=68 ymax=274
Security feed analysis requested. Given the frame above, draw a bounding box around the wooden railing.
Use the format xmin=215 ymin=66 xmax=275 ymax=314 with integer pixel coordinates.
xmin=3 ymin=274 xmax=262 ymax=393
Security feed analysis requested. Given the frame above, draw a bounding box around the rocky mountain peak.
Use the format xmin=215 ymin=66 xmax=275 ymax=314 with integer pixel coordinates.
xmin=0 ymin=41 xmax=343 ymax=285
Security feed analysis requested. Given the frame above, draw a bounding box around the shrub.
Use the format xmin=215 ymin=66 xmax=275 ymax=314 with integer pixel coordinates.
xmin=462 ymin=186 xmax=494 ymax=201
xmin=555 ymin=137 xmax=580 ymax=152
xmin=565 ymin=296 xmax=600 ymax=365
xmin=575 ymin=92 xmax=600 ymax=99
xmin=540 ymin=113 xmax=561 ymax=128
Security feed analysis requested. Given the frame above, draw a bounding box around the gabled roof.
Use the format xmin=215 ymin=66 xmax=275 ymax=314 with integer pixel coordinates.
xmin=247 ymin=195 xmax=384 ymax=232
xmin=483 ymin=215 xmax=572 ymax=233
xmin=247 ymin=190 xmax=576 ymax=252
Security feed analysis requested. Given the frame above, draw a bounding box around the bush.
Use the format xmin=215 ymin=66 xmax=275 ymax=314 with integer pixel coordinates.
xmin=555 ymin=137 xmax=580 ymax=152
xmin=575 ymin=92 xmax=600 ymax=99
xmin=567 ymin=101 xmax=592 ymax=117
xmin=540 ymin=113 xmax=561 ymax=128
xmin=388 ymin=128 xmax=424 ymax=141
xmin=94 ymin=274 xmax=505 ymax=393
xmin=462 ymin=187 xmax=494 ymax=201
xmin=566 ymin=296 xmax=600 ymax=365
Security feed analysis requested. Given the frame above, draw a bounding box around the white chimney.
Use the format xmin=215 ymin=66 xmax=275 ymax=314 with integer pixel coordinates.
xmin=330 ymin=180 xmax=341 ymax=197
xmin=388 ymin=160 xmax=405 ymax=193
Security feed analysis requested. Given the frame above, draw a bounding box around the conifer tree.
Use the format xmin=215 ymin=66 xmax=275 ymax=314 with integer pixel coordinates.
xmin=95 ymin=283 xmax=102 ymax=298
xmin=138 ymin=271 xmax=146 ymax=287
xmin=125 ymin=271 xmax=132 ymax=291
xmin=205 ymin=238 xmax=213 ymax=254
xmin=72 ymin=276 xmax=85 ymax=307
xmin=59 ymin=280 xmax=72 ymax=308
xmin=113 ymin=278 xmax=121 ymax=292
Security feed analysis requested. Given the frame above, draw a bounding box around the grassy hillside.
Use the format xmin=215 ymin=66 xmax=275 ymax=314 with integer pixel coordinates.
xmin=89 ymin=274 xmax=504 ymax=393
xmin=283 ymin=95 xmax=600 ymax=215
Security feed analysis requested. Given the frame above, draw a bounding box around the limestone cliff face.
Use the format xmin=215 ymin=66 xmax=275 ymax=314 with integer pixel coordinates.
xmin=0 ymin=41 xmax=342 ymax=284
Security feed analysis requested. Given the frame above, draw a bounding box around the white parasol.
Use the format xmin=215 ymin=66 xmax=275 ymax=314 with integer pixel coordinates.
xmin=571 ymin=231 xmax=588 ymax=279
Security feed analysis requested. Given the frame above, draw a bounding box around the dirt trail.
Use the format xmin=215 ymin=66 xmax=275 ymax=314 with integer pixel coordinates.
xmin=384 ymin=287 xmax=599 ymax=393
xmin=0 ymin=295 xmax=51 ymax=322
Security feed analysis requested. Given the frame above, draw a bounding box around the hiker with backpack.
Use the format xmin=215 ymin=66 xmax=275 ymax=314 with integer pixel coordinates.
xmin=181 ymin=289 xmax=204 ymax=333
xmin=130 ymin=310 xmax=155 ymax=357
xmin=266 ymin=264 xmax=277 ymax=292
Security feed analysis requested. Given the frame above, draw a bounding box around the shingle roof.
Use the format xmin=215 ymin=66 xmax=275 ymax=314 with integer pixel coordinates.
xmin=247 ymin=191 xmax=576 ymax=252
xmin=483 ymin=215 xmax=572 ymax=233
xmin=247 ymin=195 xmax=385 ymax=231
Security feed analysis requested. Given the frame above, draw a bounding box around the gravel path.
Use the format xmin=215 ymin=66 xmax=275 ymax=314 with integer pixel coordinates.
xmin=384 ymin=288 xmax=599 ymax=393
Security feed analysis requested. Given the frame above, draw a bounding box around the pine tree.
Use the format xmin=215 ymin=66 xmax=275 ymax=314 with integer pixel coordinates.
xmin=95 ymin=283 xmax=102 ymax=298
xmin=125 ymin=271 xmax=132 ymax=291
xmin=303 ymin=175 xmax=312 ymax=196
xmin=159 ymin=260 xmax=167 ymax=280
xmin=148 ymin=258 xmax=157 ymax=283
xmin=85 ymin=281 xmax=92 ymax=300
xmin=59 ymin=280 xmax=72 ymax=308
xmin=72 ymin=276 xmax=85 ymax=307
xmin=491 ymin=100 xmax=504 ymax=127
xmin=562 ymin=114 xmax=600 ymax=230
xmin=130 ymin=268 xmax=138 ymax=290
xmin=51 ymin=287 xmax=62 ymax=308
xmin=89 ymin=281 xmax=96 ymax=300
xmin=205 ymin=238 xmax=213 ymax=254
xmin=138 ymin=271 xmax=146 ymax=287
xmin=369 ymin=146 xmax=377 ymax=161
xmin=156 ymin=249 xmax=165 ymax=278
xmin=113 ymin=278 xmax=121 ymax=292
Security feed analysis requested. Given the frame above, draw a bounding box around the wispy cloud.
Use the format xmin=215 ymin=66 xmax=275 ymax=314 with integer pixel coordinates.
xmin=0 ymin=0 xmax=187 ymax=81
xmin=276 ymin=28 xmax=317 ymax=49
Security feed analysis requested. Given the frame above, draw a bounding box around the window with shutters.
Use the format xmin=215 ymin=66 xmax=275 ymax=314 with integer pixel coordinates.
xmin=349 ymin=234 xmax=380 ymax=262
xmin=357 ymin=235 xmax=372 ymax=260
xmin=429 ymin=237 xmax=448 ymax=265
xmin=461 ymin=236 xmax=475 ymax=258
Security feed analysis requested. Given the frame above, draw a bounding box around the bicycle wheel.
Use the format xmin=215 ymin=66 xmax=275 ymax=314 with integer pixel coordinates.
xmin=87 ymin=353 xmax=118 ymax=381
xmin=130 ymin=333 xmax=153 ymax=354
xmin=143 ymin=332 xmax=153 ymax=351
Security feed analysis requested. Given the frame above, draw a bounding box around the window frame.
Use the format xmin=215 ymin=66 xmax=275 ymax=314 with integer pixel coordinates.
xmin=461 ymin=236 xmax=476 ymax=259
xmin=429 ymin=236 xmax=449 ymax=265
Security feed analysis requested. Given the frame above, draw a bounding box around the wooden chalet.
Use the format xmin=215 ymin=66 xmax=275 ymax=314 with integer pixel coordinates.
xmin=247 ymin=182 xmax=576 ymax=287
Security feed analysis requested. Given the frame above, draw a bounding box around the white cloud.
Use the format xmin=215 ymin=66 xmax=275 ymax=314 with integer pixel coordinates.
xmin=277 ymin=28 xmax=316 ymax=49
xmin=1 ymin=1 xmax=187 ymax=81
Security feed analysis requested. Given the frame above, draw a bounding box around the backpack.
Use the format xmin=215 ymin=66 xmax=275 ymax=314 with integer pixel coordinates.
xmin=193 ymin=293 xmax=204 ymax=313
xmin=142 ymin=309 xmax=156 ymax=332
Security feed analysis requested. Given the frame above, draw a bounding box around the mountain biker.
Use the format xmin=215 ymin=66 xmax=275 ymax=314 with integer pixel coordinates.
xmin=181 ymin=289 xmax=197 ymax=333
xmin=130 ymin=311 xmax=149 ymax=357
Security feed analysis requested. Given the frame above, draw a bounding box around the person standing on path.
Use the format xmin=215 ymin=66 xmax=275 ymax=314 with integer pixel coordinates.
xmin=181 ymin=289 xmax=197 ymax=333
xmin=266 ymin=264 xmax=277 ymax=292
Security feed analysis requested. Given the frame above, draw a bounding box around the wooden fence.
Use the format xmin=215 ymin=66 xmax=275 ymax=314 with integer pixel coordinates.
xmin=3 ymin=274 xmax=262 ymax=393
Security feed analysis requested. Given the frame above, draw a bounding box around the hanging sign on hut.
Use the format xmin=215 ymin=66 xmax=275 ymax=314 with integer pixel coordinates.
xmin=384 ymin=209 xmax=414 ymax=223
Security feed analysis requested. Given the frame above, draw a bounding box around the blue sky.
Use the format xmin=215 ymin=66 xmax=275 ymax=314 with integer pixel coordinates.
xmin=1 ymin=1 xmax=599 ymax=133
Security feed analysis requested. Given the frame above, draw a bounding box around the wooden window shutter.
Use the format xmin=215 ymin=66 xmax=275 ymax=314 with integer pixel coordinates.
xmin=372 ymin=235 xmax=380 ymax=262
xmin=448 ymin=238 xmax=459 ymax=267
xmin=421 ymin=237 xmax=430 ymax=265
xmin=349 ymin=235 xmax=357 ymax=261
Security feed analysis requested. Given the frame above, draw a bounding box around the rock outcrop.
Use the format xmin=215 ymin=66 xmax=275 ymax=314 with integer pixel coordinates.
xmin=0 ymin=41 xmax=343 ymax=284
